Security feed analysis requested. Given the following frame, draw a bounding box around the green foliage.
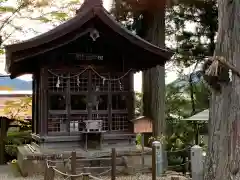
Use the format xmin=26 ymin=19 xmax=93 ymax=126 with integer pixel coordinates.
xmin=135 ymin=76 xmax=209 ymax=119
xmin=0 ymin=6 xmax=17 ymax=12
xmin=34 ymin=16 xmax=51 ymax=23
xmin=50 ymin=12 xmax=69 ymax=21
xmin=165 ymin=77 xmax=209 ymax=170
xmin=5 ymin=131 xmax=31 ymax=157
xmin=135 ymin=75 xmax=209 ymax=137
xmin=136 ymin=133 xmax=141 ymax=145
xmin=166 ymin=121 xmax=194 ymax=150
xmin=148 ymin=134 xmax=166 ymax=144
xmin=192 ymin=80 xmax=210 ymax=111
xmin=168 ymin=76 xmax=209 ymax=113
xmin=121 ymin=0 xmax=212 ymax=164
xmin=135 ymin=75 xmax=208 ymax=170
xmin=6 ymin=130 xmax=31 ymax=143
xmin=111 ymin=0 xmax=217 ymax=68
xmin=165 ymin=81 xmax=191 ymax=119
xmin=165 ymin=77 xmax=209 ymax=151
xmin=170 ymin=0 xmax=217 ymax=67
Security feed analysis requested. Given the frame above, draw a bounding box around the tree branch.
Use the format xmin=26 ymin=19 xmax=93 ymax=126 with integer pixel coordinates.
xmin=1 ymin=30 xmax=16 ymax=45
xmin=0 ymin=2 xmax=26 ymax=32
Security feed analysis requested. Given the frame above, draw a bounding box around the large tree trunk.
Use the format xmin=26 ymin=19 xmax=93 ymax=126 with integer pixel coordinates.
xmin=141 ymin=3 xmax=166 ymax=137
xmin=205 ymin=0 xmax=240 ymax=180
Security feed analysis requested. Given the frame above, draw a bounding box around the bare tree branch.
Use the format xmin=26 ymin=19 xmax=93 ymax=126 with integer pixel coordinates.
xmin=0 ymin=2 xmax=26 ymax=31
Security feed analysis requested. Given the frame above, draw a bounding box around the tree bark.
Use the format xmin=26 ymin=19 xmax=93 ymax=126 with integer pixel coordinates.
xmin=141 ymin=3 xmax=166 ymax=137
xmin=205 ymin=0 xmax=240 ymax=180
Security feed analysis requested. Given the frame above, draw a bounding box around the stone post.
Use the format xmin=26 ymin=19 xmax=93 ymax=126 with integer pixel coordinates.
xmin=152 ymin=141 xmax=163 ymax=176
xmin=191 ymin=145 xmax=203 ymax=180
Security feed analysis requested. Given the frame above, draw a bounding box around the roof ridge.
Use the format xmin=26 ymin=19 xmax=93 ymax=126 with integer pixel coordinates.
xmin=76 ymin=0 xmax=103 ymax=14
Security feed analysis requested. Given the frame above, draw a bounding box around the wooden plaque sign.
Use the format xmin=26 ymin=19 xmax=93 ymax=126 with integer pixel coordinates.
xmin=68 ymin=53 xmax=104 ymax=61
xmin=132 ymin=116 xmax=153 ymax=133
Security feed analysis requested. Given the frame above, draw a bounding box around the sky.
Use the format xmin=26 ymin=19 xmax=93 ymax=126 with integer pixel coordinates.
xmin=1 ymin=0 xmax=192 ymax=92
xmin=103 ymin=0 xmax=112 ymax=10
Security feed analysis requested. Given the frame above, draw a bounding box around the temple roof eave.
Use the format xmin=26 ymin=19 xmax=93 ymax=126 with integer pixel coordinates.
xmin=5 ymin=4 xmax=173 ymax=77
xmin=5 ymin=7 xmax=173 ymax=60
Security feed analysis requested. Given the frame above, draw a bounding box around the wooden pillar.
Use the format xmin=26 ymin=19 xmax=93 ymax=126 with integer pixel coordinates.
xmin=32 ymin=75 xmax=35 ymax=134
xmin=87 ymin=70 xmax=92 ymax=120
xmin=40 ymin=68 xmax=48 ymax=136
xmin=128 ymin=72 xmax=135 ymax=132
xmin=71 ymin=151 xmax=77 ymax=180
xmin=108 ymin=72 xmax=112 ymax=131
xmin=111 ymin=148 xmax=116 ymax=180
xmin=35 ymin=73 xmax=40 ymax=134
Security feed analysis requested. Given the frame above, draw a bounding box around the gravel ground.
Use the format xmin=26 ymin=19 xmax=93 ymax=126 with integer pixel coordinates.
xmin=0 ymin=165 xmax=187 ymax=180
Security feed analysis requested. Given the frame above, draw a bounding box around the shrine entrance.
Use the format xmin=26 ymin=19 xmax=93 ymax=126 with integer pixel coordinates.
xmin=47 ymin=67 xmax=131 ymax=135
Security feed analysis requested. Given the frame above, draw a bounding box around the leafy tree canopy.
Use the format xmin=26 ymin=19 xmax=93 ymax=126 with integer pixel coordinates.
xmin=0 ymin=0 xmax=81 ymax=54
xmin=111 ymin=0 xmax=217 ymax=69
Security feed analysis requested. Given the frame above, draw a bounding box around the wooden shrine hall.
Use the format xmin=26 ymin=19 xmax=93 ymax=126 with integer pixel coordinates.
xmin=5 ymin=0 xmax=172 ymax=151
